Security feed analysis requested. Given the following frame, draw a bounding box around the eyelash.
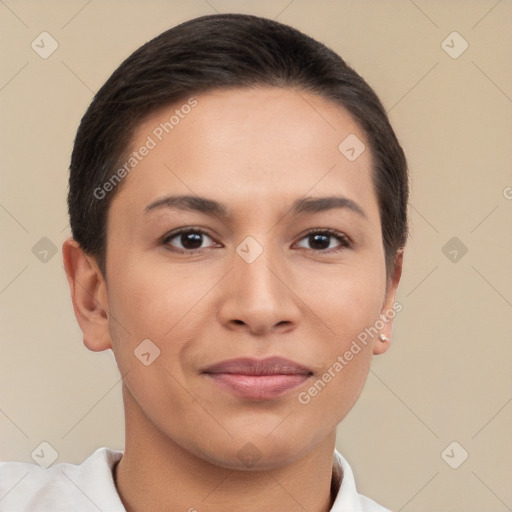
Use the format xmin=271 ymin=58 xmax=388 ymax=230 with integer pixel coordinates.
xmin=161 ymin=227 xmax=351 ymax=254
xmin=297 ymin=228 xmax=352 ymax=252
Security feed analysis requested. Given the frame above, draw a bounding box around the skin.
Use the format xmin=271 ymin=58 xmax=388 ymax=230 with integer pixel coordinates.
xmin=63 ymin=86 xmax=403 ymax=512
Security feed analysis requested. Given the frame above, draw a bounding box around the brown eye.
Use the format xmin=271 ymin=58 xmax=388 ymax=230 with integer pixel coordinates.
xmin=163 ymin=229 xmax=217 ymax=252
xmin=295 ymin=230 xmax=350 ymax=252
xmin=178 ymin=232 xmax=204 ymax=249
xmin=308 ymin=233 xmax=330 ymax=250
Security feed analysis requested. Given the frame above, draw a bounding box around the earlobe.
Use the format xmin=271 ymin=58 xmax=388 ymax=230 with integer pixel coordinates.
xmin=373 ymin=248 xmax=404 ymax=355
xmin=62 ymin=238 xmax=112 ymax=352
xmin=373 ymin=332 xmax=391 ymax=355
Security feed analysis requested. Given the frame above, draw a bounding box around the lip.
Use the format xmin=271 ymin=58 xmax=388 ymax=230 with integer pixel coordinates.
xmin=202 ymin=357 xmax=313 ymax=401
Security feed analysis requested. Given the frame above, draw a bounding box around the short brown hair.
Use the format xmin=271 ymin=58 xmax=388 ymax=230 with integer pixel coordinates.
xmin=68 ymin=13 xmax=408 ymax=277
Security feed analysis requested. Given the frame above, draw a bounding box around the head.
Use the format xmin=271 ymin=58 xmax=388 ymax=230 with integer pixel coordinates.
xmin=64 ymin=13 xmax=408 ymax=469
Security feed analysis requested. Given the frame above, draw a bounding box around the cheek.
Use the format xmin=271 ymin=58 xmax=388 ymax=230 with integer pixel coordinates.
xmin=301 ymin=261 xmax=385 ymax=339
xmin=107 ymin=256 xmax=212 ymax=338
xmin=105 ymin=255 xmax=229 ymax=386
xmin=296 ymin=277 xmax=379 ymax=426
xmin=292 ymin=259 xmax=384 ymax=419
xmin=297 ymin=342 xmax=372 ymax=440
xmin=104 ymin=259 xmax=208 ymax=409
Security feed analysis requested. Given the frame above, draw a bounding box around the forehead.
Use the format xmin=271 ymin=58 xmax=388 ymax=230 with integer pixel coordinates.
xmin=111 ymin=86 xmax=378 ymax=222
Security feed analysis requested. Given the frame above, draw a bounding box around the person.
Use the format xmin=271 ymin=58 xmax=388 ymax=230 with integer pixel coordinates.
xmin=0 ymin=13 xmax=408 ymax=511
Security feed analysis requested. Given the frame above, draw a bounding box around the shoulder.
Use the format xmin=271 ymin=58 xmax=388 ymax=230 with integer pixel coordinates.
xmin=0 ymin=447 xmax=125 ymax=511
xmin=331 ymin=449 xmax=391 ymax=512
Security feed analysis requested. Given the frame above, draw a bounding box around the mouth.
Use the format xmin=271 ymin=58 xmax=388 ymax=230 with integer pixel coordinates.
xmin=201 ymin=357 xmax=313 ymax=401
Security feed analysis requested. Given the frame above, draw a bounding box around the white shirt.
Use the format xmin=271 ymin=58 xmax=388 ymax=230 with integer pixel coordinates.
xmin=0 ymin=448 xmax=389 ymax=511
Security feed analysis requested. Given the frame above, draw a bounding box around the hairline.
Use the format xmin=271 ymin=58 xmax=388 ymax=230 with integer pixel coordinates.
xmin=92 ymin=85 xmax=396 ymax=281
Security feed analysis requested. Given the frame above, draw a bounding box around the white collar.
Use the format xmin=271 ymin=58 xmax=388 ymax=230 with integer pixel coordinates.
xmin=0 ymin=447 xmax=389 ymax=511
xmin=330 ymin=449 xmax=390 ymax=511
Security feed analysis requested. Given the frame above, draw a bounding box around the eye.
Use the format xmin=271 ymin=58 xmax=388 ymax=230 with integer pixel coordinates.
xmin=294 ymin=229 xmax=351 ymax=252
xmin=162 ymin=228 xmax=220 ymax=252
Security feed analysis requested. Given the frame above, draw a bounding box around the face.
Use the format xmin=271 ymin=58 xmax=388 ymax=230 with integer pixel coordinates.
xmin=102 ymin=87 xmax=400 ymax=469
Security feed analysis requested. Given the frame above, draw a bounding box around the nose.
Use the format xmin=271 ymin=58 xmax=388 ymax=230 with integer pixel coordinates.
xmin=216 ymin=243 xmax=301 ymax=336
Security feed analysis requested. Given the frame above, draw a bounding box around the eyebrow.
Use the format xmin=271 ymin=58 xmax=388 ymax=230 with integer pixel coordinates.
xmin=291 ymin=196 xmax=367 ymax=218
xmin=145 ymin=195 xmax=227 ymax=217
xmin=144 ymin=194 xmax=367 ymax=219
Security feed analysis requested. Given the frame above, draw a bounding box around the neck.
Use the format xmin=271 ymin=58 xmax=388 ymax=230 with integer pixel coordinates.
xmin=114 ymin=386 xmax=340 ymax=512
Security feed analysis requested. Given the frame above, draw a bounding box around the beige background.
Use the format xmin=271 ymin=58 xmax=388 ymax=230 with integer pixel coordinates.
xmin=1 ymin=1 xmax=511 ymax=510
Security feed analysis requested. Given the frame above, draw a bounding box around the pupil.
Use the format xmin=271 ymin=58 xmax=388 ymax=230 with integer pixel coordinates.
xmin=310 ymin=234 xmax=329 ymax=250
xmin=182 ymin=232 xmax=202 ymax=249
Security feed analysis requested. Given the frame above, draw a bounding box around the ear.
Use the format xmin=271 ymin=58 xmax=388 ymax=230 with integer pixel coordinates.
xmin=373 ymin=248 xmax=404 ymax=355
xmin=62 ymin=238 xmax=112 ymax=352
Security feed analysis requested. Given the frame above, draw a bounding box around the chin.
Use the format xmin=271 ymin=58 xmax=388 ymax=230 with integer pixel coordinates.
xmin=192 ymin=432 xmax=316 ymax=471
